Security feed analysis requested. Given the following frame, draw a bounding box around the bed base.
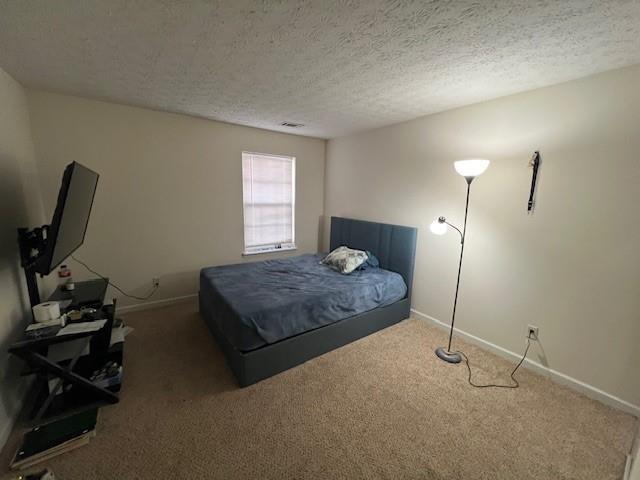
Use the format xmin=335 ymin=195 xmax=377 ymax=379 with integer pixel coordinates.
xmin=200 ymin=293 xmax=410 ymax=387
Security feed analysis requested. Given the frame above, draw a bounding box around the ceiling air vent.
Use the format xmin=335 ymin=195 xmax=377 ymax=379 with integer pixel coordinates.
xmin=280 ymin=122 xmax=304 ymax=128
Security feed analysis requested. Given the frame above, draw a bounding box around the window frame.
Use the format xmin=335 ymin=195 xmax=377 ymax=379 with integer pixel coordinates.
xmin=241 ymin=151 xmax=296 ymax=256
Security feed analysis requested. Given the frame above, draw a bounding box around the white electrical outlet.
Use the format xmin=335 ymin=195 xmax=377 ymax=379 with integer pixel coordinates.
xmin=527 ymin=325 xmax=539 ymax=340
xmin=152 ymin=277 xmax=160 ymax=288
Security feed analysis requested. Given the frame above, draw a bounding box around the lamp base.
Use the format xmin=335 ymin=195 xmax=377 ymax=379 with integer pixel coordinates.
xmin=435 ymin=347 xmax=461 ymax=364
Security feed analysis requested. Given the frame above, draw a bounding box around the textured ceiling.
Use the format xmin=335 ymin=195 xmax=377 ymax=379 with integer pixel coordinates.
xmin=1 ymin=0 xmax=640 ymax=138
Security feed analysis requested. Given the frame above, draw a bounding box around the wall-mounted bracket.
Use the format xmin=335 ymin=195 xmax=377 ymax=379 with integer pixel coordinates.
xmin=17 ymin=225 xmax=50 ymax=308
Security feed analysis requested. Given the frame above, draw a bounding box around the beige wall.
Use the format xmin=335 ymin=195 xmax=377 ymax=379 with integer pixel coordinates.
xmin=0 ymin=67 xmax=44 ymax=446
xmin=324 ymin=65 xmax=640 ymax=407
xmin=27 ymin=92 xmax=326 ymax=306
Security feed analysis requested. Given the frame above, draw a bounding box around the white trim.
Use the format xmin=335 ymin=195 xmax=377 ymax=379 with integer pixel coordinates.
xmin=117 ymin=294 xmax=197 ymax=314
xmin=624 ymin=454 xmax=632 ymax=480
xmin=411 ymin=308 xmax=640 ymax=417
xmin=628 ymin=426 xmax=640 ymax=480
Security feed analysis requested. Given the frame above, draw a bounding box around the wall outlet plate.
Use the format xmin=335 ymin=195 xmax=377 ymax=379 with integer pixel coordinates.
xmin=527 ymin=325 xmax=539 ymax=340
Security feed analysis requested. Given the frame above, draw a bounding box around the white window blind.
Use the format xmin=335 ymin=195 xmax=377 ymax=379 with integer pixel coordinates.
xmin=242 ymin=152 xmax=296 ymax=254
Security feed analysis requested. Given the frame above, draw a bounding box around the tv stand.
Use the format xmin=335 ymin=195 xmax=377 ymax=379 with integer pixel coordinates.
xmin=9 ymin=282 xmax=122 ymax=423
xmin=9 ymin=279 xmax=124 ymax=423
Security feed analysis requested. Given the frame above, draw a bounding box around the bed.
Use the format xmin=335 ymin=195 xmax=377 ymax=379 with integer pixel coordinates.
xmin=199 ymin=216 xmax=418 ymax=387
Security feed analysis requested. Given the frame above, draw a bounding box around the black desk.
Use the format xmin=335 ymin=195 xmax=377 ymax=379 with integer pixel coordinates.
xmin=9 ymin=280 xmax=121 ymax=423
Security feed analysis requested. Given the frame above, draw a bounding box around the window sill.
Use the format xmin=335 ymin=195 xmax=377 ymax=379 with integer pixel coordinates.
xmin=242 ymin=245 xmax=297 ymax=256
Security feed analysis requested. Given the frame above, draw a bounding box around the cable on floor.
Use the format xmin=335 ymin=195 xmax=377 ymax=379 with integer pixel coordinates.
xmin=71 ymin=254 xmax=158 ymax=301
xmin=455 ymin=336 xmax=532 ymax=389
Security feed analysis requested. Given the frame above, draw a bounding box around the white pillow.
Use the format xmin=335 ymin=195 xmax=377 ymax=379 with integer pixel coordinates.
xmin=321 ymin=246 xmax=368 ymax=274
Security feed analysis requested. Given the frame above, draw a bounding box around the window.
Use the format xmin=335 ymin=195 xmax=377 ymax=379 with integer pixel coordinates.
xmin=242 ymin=151 xmax=296 ymax=255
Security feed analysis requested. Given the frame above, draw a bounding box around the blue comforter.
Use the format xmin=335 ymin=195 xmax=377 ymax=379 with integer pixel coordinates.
xmin=200 ymin=253 xmax=407 ymax=351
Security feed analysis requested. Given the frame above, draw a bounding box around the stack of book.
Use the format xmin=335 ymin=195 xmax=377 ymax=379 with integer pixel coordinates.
xmin=11 ymin=409 xmax=98 ymax=470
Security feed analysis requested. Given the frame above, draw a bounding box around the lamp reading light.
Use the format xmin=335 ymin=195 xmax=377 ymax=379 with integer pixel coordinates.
xmin=429 ymin=217 xmax=448 ymax=235
xmin=454 ymin=159 xmax=490 ymax=182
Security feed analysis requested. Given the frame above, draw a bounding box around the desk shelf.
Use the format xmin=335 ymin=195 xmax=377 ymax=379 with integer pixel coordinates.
xmin=9 ymin=280 xmax=124 ymax=425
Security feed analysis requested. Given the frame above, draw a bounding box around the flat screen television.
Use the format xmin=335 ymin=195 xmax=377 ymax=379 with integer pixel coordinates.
xmin=38 ymin=161 xmax=99 ymax=274
xmin=18 ymin=161 xmax=99 ymax=308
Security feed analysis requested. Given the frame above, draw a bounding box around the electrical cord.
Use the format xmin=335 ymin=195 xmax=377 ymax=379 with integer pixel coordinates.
xmin=70 ymin=254 xmax=159 ymax=301
xmin=455 ymin=335 xmax=532 ymax=389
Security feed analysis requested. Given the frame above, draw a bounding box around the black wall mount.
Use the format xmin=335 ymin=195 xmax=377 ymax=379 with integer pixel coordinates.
xmin=17 ymin=225 xmax=51 ymax=308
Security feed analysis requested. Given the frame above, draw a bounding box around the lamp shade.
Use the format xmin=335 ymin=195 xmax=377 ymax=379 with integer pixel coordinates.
xmin=430 ymin=219 xmax=448 ymax=235
xmin=454 ymin=159 xmax=490 ymax=178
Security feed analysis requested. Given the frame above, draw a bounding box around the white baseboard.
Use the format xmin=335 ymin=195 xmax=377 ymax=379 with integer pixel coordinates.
xmin=411 ymin=308 xmax=640 ymax=417
xmin=117 ymin=293 xmax=197 ymax=314
xmin=624 ymin=454 xmax=632 ymax=480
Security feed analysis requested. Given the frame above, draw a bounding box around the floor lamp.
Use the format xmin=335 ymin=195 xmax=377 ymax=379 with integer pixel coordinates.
xmin=430 ymin=159 xmax=490 ymax=364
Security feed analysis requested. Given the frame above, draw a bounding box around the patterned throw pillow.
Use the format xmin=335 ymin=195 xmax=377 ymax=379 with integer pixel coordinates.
xmin=321 ymin=246 xmax=368 ymax=274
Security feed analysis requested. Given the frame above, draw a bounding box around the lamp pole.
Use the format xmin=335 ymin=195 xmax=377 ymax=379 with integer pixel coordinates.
xmin=445 ymin=178 xmax=472 ymax=354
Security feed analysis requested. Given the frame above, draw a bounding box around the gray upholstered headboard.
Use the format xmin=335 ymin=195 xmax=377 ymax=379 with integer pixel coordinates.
xmin=329 ymin=216 xmax=418 ymax=300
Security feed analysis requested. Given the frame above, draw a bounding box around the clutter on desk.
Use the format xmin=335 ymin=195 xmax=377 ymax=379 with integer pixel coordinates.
xmin=66 ymin=309 xmax=83 ymax=322
xmin=26 ymin=300 xmax=69 ymax=338
xmin=57 ymin=264 xmax=71 ymax=281
xmin=57 ymin=264 xmax=74 ymax=291
xmin=24 ymin=305 xmax=111 ymax=339
xmin=65 ymin=306 xmax=99 ymax=323
xmin=24 ymin=316 xmax=66 ymax=339
xmin=25 ymin=317 xmax=65 ymax=331
xmin=56 ymin=320 xmax=107 ymax=336
xmin=31 ymin=302 xmax=60 ymax=323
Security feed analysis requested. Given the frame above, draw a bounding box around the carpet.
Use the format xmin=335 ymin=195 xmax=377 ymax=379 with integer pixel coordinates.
xmin=1 ymin=299 xmax=636 ymax=479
